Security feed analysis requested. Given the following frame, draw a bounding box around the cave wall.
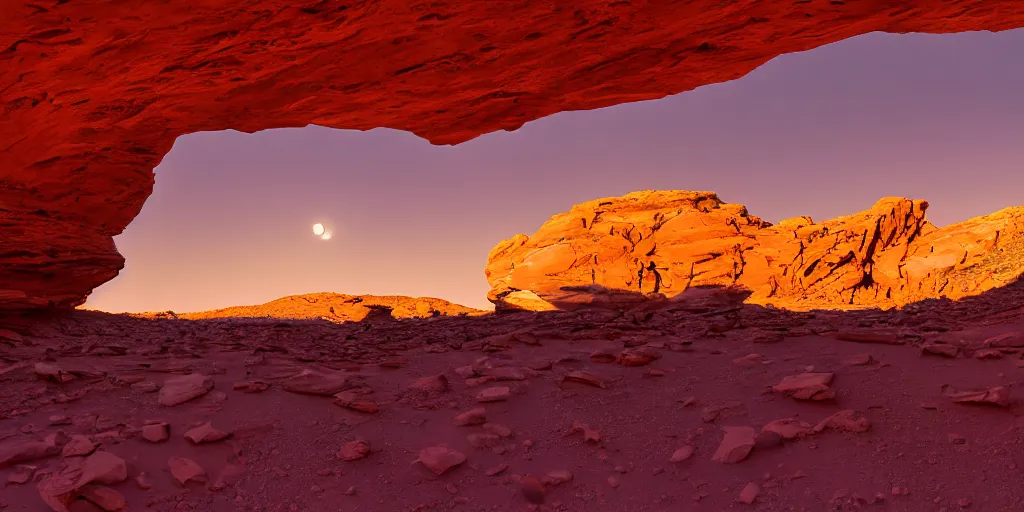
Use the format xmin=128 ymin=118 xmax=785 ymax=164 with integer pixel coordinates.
xmin=3 ymin=0 xmax=1024 ymax=310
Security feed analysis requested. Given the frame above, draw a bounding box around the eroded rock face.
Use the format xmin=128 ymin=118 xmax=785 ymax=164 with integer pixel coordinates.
xmin=3 ymin=2 xmax=1024 ymax=311
xmin=0 ymin=212 xmax=124 ymax=310
xmin=485 ymin=191 xmax=1024 ymax=311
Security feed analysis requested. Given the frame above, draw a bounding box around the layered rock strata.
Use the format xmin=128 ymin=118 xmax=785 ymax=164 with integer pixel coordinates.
xmin=485 ymin=191 xmax=1024 ymax=311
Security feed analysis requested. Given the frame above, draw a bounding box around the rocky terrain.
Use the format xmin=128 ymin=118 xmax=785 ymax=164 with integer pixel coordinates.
xmin=6 ymin=2 xmax=1024 ymax=510
xmin=486 ymin=191 xmax=1024 ymax=312
xmin=4 ymin=1 xmax=1024 ymax=312
xmin=131 ymin=293 xmax=485 ymax=323
xmin=3 ymin=279 xmax=1024 ymax=511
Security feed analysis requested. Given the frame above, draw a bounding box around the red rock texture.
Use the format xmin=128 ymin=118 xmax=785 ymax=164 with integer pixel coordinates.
xmin=485 ymin=191 xmax=1024 ymax=311
xmin=3 ymin=1 xmax=1024 ymax=311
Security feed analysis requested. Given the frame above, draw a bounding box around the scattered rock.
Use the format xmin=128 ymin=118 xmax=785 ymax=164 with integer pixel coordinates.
xmin=762 ymin=419 xmax=814 ymax=440
xmin=158 ymin=374 xmax=214 ymax=406
xmin=61 ymin=436 xmax=96 ymax=457
xmin=454 ymin=365 xmax=477 ymax=378
xmin=140 ymin=422 xmax=169 ymax=443
xmin=947 ymin=386 xmax=1011 ymax=407
xmin=835 ymin=331 xmax=905 ymax=345
xmin=337 ymin=439 xmax=371 ymax=461
xmin=702 ymin=401 xmax=746 ymax=422
xmin=520 ymin=474 xmax=546 ymax=504
xmin=566 ymin=422 xmax=601 ymax=443
xmin=772 ymin=372 xmax=836 ymax=401
xmin=82 ymin=452 xmax=128 ymax=485
xmin=476 ymin=386 xmax=511 ymax=403
xmin=333 ymin=390 xmax=380 ymax=413
xmin=467 ymin=433 xmax=501 ymax=449
xmin=36 ymin=451 xmax=127 ymax=511
xmin=184 ymin=422 xmax=230 ymax=444
xmin=563 ymin=371 xmax=608 ymax=388
xmin=711 ymin=426 xmax=756 ymax=463
xmin=732 ymin=353 xmax=767 ymax=367
xmin=48 ymin=415 xmax=72 ymax=426
xmin=168 ymin=457 xmax=206 ymax=485
xmin=483 ymin=423 xmax=513 ymax=438
xmin=79 ymin=484 xmax=126 ymax=511
xmin=1 ymin=437 xmax=60 ymax=469
xmin=135 ymin=472 xmax=152 ymax=490
xmin=984 ymin=332 xmax=1024 ymax=348
xmin=618 ymin=347 xmax=659 ymax=366
xmin=739 ymin=482 xmax=761 ymax=504
xmin=813 ymin=410 xmax=871 ymax=433
xmin=7 ymin=465 xmax=34 ymax=484
xmin=974 ymin=349 xmax=1004 ymax=360
xmin=209 ymin=463 xmax=245 ymax=491
xmin=409 ymin=374 xmax=450 ymax=395
xmin=416 ymin=445 xmax=466 ymax=475
xmin=544 ymin=470 xmax=573 ymax=487
xmin=670 ymin=445 xmax=694 ymax=463
xmin=754 ymin=430 xmax=783 ymax=449
xmin=921 ymin=343 xmax=959 ymax=358
xmin=281 ymin=369 xmax=361 ymax=396
xmin=453 ymin=408 xmax=487 ymax=426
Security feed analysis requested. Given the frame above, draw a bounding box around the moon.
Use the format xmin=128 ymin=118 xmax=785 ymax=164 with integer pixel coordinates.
xmin=312 ymin=223 xmax=325 ymax=236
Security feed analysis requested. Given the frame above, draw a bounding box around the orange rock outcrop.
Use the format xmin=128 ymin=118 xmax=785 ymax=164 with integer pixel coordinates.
xmin=3 ymin=2 xmax=1024 ymax=311
xmin=485 ymin=191 xmax=1024 ymax=311
xmin=135 ymin=293 xmax=484 ymax=322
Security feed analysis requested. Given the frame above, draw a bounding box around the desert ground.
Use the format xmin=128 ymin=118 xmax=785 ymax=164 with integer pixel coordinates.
xmin=4 ymin=279 xmax=1024 ymax=511
xmin=6 ymin=3 xmax=1024 ymax=511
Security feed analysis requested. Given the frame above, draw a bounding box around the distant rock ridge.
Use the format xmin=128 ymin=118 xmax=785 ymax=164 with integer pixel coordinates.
xmin=136 ymin=293 xmax=485 ymax=323
xmin=485 ymin=191 xmax=1024 ymax=311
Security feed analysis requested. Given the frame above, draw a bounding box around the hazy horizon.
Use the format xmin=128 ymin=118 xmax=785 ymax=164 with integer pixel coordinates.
xmin=85 ymin=29 xmax=1024 ymax=314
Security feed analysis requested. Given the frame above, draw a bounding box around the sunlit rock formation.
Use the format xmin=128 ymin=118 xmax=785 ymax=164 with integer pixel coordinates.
xmin=485 ymin=191 xmax=1024 ymax=311
xmin=3 ymin=1 xmax=1024 ymax=311
xmin=134 ymin=293 xmax=484 ymax=322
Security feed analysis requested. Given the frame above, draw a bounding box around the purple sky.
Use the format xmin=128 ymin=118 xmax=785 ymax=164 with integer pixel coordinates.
xmin=85 ymin=29 xmax=1024 ymax=313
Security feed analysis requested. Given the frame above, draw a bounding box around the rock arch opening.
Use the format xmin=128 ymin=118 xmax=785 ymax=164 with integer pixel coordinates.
xmin=3 ymin=1 xmax=1024 ymax=312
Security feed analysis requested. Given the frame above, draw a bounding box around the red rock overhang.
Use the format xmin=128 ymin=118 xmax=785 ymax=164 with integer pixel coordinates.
xmin=2 ymin=1 xmax=1023 ymax=310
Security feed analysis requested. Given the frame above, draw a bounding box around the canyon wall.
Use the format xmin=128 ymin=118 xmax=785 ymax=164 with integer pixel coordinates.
xmin=3 ymin=1 xmax=1024 ymax=311
xmin=485 ymin=191 xmax=1024 ymax=311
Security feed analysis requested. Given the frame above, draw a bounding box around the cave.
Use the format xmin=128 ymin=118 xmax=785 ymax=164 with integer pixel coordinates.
xmin=4 ymin=1 xmax=1024 ymax=312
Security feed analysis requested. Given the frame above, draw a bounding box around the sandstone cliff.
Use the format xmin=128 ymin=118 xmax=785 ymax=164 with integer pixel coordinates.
xmin=3 ymin=1 xmax=1024 ymax=311
xmin=485 ymin=191 xmax=1024 ymax=311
